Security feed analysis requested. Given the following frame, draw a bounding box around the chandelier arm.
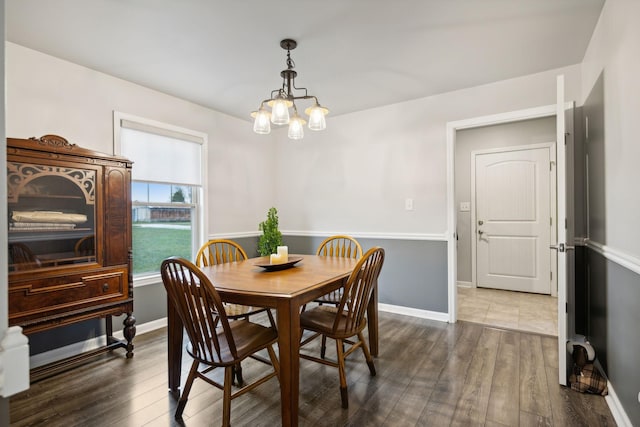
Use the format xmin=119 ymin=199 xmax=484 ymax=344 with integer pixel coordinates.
xmin=291 ymin=83 xmax=309 ymax=98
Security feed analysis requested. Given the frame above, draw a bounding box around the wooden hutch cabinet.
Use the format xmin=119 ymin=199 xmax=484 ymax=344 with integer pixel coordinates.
xmin=7 ymin=135 xmax=135 ymax=381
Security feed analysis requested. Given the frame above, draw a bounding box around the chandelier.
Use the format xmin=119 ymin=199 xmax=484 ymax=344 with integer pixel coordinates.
xmin=252 ymin=39 xmax=329 ymax=140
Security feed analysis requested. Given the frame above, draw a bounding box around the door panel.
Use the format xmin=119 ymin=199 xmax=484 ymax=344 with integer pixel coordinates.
xmin=476 ymin=147 xmax=551 ymax=294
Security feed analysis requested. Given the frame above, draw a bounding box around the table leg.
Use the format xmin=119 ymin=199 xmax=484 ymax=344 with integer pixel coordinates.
xmin=367 ymin=280 xmax=379 ymax=356
xmin=167 ymin=298 xmax=183 ymax=398
xmin=276 ymin=299 xmax=300 ymax=427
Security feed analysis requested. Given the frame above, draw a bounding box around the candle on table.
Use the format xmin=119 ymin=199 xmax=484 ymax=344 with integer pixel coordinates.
xmin=270 ymin=253 xmax=283 ymax=264
xmin=277 ymin=246 xmax=289 ymax=261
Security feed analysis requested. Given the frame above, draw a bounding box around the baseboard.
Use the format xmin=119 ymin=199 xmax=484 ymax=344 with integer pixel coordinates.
xmin=30 ymin=317 xmax=168 ymax=369
xmin=457 ymin=281 xmax=473 ymax=288
xmin=604 ymin=381 xmax=634 ymax=427
xmin=378 ymin=303 xmax=449 ymax=323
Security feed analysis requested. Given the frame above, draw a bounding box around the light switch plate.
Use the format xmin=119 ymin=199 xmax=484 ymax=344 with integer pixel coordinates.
xmin=405 ymin=198 xmax=414 ymax=211
xmin=460 ymin=202 xmax=470 ymax=212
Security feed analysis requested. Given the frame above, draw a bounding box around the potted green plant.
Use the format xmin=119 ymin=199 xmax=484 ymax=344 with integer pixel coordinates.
xmin=258 ymin=207 xmax=283 ymax=256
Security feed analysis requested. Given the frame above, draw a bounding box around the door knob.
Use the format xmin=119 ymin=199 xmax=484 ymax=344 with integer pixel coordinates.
xmin=549 ymin=243 xmax=575 ymax=252
xmin=478 ymin=230 xmax=484 ymax=236
xmin=478 ymin=220 xmax=484 ymax=225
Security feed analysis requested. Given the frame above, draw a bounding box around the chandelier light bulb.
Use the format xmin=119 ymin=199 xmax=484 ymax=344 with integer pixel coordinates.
xmin=252 ymin=108 xmax=271 ymax=134
xmin=305 ymin=104 xmax=329 ymax=131
xmin=271 ymin=97 xmax=290 ymax=125
xmin=288 ymin=113 xmax=306 ymax=140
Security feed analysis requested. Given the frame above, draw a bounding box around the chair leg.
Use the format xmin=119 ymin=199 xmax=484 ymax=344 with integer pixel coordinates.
xmin=335 ymin=339 xmax=349 ymax=408
xmin=175 ymin=360 xmax=199 ymax=419
xmin=320 ymin=335 xmax=327 ymax=359
xmin=267 ymin=345 xmax=280 ymax=378
xmin=233 ymin=362 xmax=244 ymax=387
xmin=222 ymin=366 xmax=233 ymax=427
xmin=358 ymin=331 xmax=376 ymax=376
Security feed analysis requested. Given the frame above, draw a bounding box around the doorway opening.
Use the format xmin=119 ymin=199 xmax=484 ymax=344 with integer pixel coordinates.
xmin=446 ymin=105 xmax=559 ymax=336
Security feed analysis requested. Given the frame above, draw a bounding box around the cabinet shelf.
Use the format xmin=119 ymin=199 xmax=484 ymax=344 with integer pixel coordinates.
xmin=13 ymin=194 xmax=85 ymax=200
xmin=9 ymin=228 xmax=93 ymax=242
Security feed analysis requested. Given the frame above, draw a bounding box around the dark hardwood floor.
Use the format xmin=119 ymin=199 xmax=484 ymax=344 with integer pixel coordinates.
xmin=10 ymin=312 xmax=615 ymax=426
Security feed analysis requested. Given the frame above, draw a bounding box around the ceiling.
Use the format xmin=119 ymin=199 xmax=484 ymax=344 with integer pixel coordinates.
xmin=6 ymin=0 xmax=604 ymax=121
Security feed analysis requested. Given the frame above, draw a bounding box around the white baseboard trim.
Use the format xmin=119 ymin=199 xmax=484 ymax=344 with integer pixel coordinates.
xmin=378 ymin=303 xmax=449 ymax=323
xmin=30 ymin=317 xmax=168 ymax=369
xmin=209 ymin=230 xmax=449 ymax=242
xmin=208 ymin=231 xmax=259 ymax=239
xmin=112 ymin=317 xmax=167 ymax=340
xmin=282 ymin=230 xmax=448 ymax=241
xmin=456 ymin=281 xmax=473 ymax=288
xmin=604 ymin=381 xmax=633 ymax=427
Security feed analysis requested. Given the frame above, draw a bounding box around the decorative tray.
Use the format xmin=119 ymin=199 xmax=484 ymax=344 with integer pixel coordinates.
xmin=255 ymin=256 xmax=303 ymax=271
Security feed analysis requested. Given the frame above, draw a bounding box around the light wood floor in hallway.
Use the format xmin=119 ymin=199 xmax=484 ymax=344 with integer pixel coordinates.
xmin=10 ymin=312 xmax=613 ymax=426
xmin=458 ymin=286 xmax=558 ymax=336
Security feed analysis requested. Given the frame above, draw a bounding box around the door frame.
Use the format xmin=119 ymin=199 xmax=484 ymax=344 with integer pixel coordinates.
xmin=470 ymin=142 xmax=557 ymax=296
xmin=446 ymin=100 xmax=574 ymax=384
xmin=446 ymin=103 xmax=559 ymax=323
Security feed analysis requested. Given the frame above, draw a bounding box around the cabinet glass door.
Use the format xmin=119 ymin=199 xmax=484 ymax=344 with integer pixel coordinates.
xmin=7 ymin=162 xmax=97 ymax=271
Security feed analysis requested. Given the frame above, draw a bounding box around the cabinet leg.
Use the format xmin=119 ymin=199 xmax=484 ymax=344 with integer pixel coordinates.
xmin=123 ymin=313 xmax=136 ymax=358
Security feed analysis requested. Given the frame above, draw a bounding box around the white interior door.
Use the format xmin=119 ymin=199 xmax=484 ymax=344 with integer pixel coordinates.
xmin=474 ymin=146 xmax=552 ymax=294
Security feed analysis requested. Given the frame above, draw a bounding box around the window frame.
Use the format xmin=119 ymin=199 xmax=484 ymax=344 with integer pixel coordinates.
xmin=113 ymin=111 xmax=207 ymax=287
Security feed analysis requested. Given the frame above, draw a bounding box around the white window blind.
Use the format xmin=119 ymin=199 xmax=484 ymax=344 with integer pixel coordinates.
xmin=120 ymin=122 xmax=203 ymax=186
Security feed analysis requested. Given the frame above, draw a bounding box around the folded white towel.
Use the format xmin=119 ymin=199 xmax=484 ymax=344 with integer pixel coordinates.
xmin=12 ymin=211 xmax=88 ymax=224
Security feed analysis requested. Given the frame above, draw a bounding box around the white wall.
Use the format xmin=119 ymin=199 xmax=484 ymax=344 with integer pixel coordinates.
xmin=275 ymin=65 xmax=581 ymax=236
xmin=581 ymin=0 xmax=640 ymax=259
xmin=6 ymin=42 xmax=584 ymax=240
xmin=5 ymin=42 xmax=275 ymax=236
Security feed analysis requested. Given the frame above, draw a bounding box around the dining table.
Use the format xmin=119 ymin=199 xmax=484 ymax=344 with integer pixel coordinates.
xmin=166 ymin=254 xmax=379 ymax=427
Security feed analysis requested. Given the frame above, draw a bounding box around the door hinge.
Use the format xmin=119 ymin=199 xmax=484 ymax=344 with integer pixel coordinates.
xmin=565 ymin=218 xmax=568 ymax=229
xmin=585 ymin=116 xmax=589 ymax=140
xmin=566 ymin=302 xmax=568 ymax=313
xmin=550 ymin=217 xmax=553 ymax=226
xmin=550 ymin=271 xmax=553 ymax=281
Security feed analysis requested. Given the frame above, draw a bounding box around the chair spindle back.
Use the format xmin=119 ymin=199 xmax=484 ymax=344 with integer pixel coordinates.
xmin=316 ymin=235 xmax=363 ymax=260
xmin=333 ymin=247 xmax=385 ymax=335
xmin=161 ymin=257 xmax=238 ymax=364
xmin=196 ymin=239 xmax=248 ymax=267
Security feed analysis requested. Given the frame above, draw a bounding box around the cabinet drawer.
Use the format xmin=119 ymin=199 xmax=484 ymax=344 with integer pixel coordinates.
xmin=9 ymin=268 xmax=129 ymax=321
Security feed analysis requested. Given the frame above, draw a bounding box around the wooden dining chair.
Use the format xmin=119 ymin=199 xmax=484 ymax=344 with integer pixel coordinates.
xmin=312 ymin=235 xmax=363 ymax=357
xmin=74 ymin=234 xmax=95 ymax=256
xmin=195 ymin=239 xmax=274 ymax=385
xmin=8 ymin=242 xmax=41 ymax=271
xmin=161 ymin=257 xmax=280 ymax=425
xmin=299 ymin=246 xmax=385 ymax=409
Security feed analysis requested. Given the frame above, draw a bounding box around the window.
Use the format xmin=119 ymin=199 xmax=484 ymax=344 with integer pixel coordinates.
xmin=114 ymin=112 xmax=206 ymax=284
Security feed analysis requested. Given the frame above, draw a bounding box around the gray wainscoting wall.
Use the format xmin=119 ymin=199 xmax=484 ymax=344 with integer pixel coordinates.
xmin=284 ymin=235 xmax=448 ymax=313
xmin=586 ymin=249 xmax=640 ymax=424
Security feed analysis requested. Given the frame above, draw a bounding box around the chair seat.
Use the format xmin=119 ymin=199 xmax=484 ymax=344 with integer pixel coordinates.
xmin=187 ymin=320 xmax=278 ymax=365
xmin=300 ymin=306 xmax=366 ymax=339
xmin=223 ymin=303 xmax=268 ymax=319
